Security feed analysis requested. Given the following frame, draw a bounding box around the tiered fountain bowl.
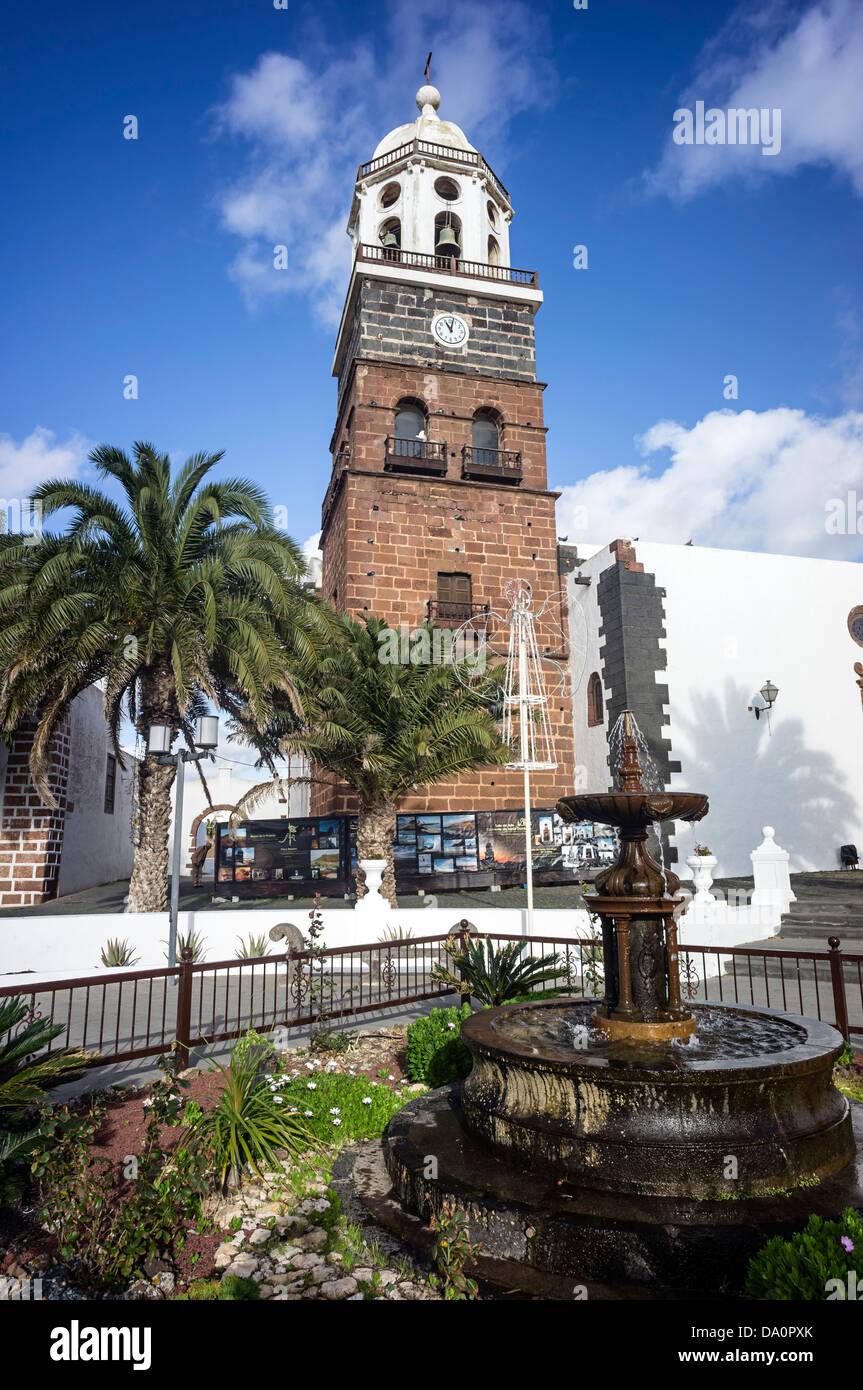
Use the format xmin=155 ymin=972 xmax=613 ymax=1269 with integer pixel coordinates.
xmin=356 ymin=716 xmax=861 ymax=1295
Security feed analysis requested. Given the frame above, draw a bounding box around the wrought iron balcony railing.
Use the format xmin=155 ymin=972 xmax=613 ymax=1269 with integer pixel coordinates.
xmin=356 ymin=243 xmax=538 ymax=290
xmin=384 ymin=436 xmax=448 ymax=474
xmin=357 ymin=138 xmax=509 ymax=201
xmin=461 ymin=445 xmax=523 ymax=483
xmin=426 ymin=599 xmax=491 ymax=628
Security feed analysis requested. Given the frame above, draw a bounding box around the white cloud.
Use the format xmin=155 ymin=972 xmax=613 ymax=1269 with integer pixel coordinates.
xmin=211 ymin=0 xmax=554 ymax=324
xmin=0 ymin=427 xmax=89 ymax=505
xmin=555 ymin=406 xmax=863 ymax=560
xmin=645 ymin=0 xmax=863 ymax=200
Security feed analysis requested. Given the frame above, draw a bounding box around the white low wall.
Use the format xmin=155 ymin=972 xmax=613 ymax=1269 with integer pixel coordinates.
xmin=0 ymin=904 xmax=597 ymax=987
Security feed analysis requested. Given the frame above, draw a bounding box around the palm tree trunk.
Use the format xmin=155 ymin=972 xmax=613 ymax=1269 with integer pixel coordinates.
xmin=127 ymin=753 xmax=176 ymax=912
xmin=127 ymin=665 xmax=179 ymax=913
xmin=356 ymin=799 xmax=398 ymax=908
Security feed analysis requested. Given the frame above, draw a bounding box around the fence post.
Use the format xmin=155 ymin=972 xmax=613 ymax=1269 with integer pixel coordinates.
xmin=828 ymin=937 xmax=850 ymax=1043
xmin=458 ymin=919 xmax=473 ymax=1005
xmin=175 ymin=945 xmax=194 ymax=1071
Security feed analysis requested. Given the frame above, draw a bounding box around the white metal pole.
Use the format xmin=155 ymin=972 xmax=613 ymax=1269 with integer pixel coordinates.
xmin=517 ymin=608 xmax=535 ymax=935
xmin=523 ymin=763 xmax=534 ymax=935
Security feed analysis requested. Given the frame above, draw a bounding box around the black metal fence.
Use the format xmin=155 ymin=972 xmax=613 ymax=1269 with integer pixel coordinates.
xmin=1 ymin=927 xmax=860 ymax=1075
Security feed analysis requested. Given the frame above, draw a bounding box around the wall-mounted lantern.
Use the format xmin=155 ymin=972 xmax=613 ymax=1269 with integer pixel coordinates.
xmin=748 ymin=679 xmax=779 ymax=722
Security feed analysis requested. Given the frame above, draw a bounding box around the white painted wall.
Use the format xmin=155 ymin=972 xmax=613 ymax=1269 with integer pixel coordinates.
xmin=567 ymin=550 xmax=611 ymax=792
xmin=569 ymin=538 xmax=863 ymax=878
xmin=0 ymin=903 xmax=596 ymax=984
xmin=57 ymin=688 xmax=135 ymax=896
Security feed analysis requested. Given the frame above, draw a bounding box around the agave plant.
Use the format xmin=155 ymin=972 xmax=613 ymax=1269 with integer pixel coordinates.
xmin=431 ymin=935 xmax=568 ymax=1008
xmin=0 ymin=997 xmax=92 ymax=1109
xmin=235 ymin=933 xmax=271 ymax=960
xmin=99 ymin=938 xmax=140 ymax=968
xmin=163 ymin=928 xmax=207 ymax=963
xmin=195 ymin=1043 xmax=312 ymax=1191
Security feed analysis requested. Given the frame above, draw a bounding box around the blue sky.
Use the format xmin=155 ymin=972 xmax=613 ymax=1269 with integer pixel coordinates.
xmin=1 ymin=0 xmax=862 ymax=560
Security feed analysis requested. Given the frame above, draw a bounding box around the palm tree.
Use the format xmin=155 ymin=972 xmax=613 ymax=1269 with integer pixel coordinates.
xmin=234 ymin=614 xmax=511 ymax=906
xmin=0 ymin=442 xmax=327 ymax=911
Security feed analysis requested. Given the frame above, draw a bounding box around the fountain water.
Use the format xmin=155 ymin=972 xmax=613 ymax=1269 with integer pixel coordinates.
xmin=352 ymin=714 xmax=861 ymax=1295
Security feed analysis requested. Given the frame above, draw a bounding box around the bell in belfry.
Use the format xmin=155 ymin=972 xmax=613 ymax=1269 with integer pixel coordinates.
xmin=436 ymin=223 xmax=459 ymax=257
xmin=381 ymin=228 xmax=399 ymax=250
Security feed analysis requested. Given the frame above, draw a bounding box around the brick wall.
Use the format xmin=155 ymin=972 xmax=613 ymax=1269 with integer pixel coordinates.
xmin=0 ymin=717 xmax=71 ymax=906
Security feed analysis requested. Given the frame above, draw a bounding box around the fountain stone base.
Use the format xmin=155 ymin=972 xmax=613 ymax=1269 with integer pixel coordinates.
xmin=374 ymin=1081 xmax=862 ymax=1295
xmin=457 ymin=999 xmax=852 ymax=1198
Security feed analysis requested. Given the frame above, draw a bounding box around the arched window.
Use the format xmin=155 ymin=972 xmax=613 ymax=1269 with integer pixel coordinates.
xmin=434 ymin=210 xmax=461 ymax=260
xmin=472 ymin=409 xmax=500 ymax=466
xmin=394 ymin=400 xmax=427 ymax=440
xmin=587 ymin=672 xmax=604 ymax=728
xmin=487 ymin=235 xmax=501 ymax=265
xmin=379 ymin=217 xmax=401 ymax=259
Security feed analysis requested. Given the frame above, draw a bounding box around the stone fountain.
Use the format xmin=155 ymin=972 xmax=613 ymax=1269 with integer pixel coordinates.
xmin=348 ymin=716 xmax=861 ymax=1296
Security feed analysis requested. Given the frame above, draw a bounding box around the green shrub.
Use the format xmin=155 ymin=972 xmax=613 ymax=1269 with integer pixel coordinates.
xmin=218 ymin=1274 xmax=260 ymax=1300
xmin=745 ymin=1208 xmax=863 ymax=1299
xmin=197 ymin=1043 xmax=312 ymax=1191
xmin=33 ymin=1058 xmax=211 ymax=1290
xmin=176 ymin=1275 xmax=259 ymax=1301
xmin=430 ymin=935 xmax=568 ymax=1007
xmin=269 ymin=1070 xmax=407 ymax=1143
xmin=406 ymin=1004 xmax=472 ymax=1086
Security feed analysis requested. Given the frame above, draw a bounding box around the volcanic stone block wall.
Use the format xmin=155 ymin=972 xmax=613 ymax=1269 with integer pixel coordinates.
xmin=335 ymin=278 xmax=538 ymax=411
xmin=597 ymin=540 xmax=681 ymax=861
xmin=0 ymin=716 xmax=71 ymax=905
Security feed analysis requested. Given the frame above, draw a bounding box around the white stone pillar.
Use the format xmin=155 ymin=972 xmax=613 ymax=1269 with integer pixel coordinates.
xmin=750 ymin=826 xmax=795 ymax=924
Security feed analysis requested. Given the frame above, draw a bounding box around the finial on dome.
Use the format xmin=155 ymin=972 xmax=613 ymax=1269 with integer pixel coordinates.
xmin=416 ymin=83 xmax=441 ymax=114
xmin=417 ymin=53 xmax=440 ymax=113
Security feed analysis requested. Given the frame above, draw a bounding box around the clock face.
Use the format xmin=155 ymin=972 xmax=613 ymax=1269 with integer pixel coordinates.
xmin=432 ymin=312 xmax=469 ymax=347
xmin=849 ymin=607 xmax=863 ymax=647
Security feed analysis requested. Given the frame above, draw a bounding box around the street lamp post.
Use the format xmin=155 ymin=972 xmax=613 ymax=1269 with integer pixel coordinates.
xmin=148 ymin=715 xmax=219 ymax=968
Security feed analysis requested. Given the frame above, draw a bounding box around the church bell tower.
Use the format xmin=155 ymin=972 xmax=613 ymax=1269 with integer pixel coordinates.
xmin=315 ymin=78 xmax=574 ymax=815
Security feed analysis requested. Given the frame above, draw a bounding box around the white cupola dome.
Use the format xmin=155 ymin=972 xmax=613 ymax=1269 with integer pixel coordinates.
xmin=351 ymin=82 xmax=513 ymax=270
xmin=372 ymin=85 xmax=478 ymax=161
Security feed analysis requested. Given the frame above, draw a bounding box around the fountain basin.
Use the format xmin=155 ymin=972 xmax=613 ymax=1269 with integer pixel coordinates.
xmin=459 ymin=999 xmax=853 ymax=1198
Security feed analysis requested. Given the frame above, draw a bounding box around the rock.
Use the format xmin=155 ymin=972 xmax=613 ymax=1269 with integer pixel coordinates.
xmin=214 ymin=1248 xmax=234 ymax=1271
xmin=328 ymin=1251 xmax=344 ymax=1266
xmin=406 ymin=1083 xmax=425 ymax=1093
xmin=295 ymin=1228 xmax=327 ymax=1251
xmin=248 ymin=1228 xmax=272 ymax=1247
xmin=308 ymin=1266 xmax=332 ymax=1285
xmin=258 ymin=1284 xmax=274 ymax=1299
xmin=321 ymin=1277 xmax=359 ymax=1300
xmin=271 ymin=1244 xmax=300 ymax=1263
xmin=273 ymin=1215 xmax=304 ymax=1235
xmin=225 ymin=1257 xmax=258 ymax=1279
xmin=270 ymin=1273 xmax=289 ymax=1286
xmin=256 ymin=1202 xmax=285 ymax=1219
xmin=397 ymin=1282 xmax=423 ymax=1300
xmin=289 ymin=1253 xmax=324 ymax=1270
xmin=347 ymin=1292 xmax=365 ymax=1300
xmin=377 ymin=1270 xmax=399 ymax=1286
xmin=123 ymin=1279 xmax=164 ymax=1301
xmin=352 ymin=1267 xmax=374 ymax=1283
xmin=177 ymin=1067 xmax=199 ymax=1081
